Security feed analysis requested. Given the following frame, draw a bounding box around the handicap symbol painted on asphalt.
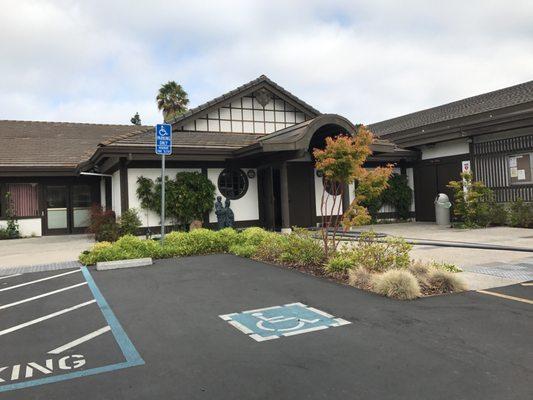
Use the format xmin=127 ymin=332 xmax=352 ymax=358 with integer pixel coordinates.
xmin=219 ymin=303 xmax=350 ymax=342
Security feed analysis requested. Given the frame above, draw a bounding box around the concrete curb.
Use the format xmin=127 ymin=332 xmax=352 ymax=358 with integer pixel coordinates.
xmin=96 ymin=258 xmax=153 ymax=271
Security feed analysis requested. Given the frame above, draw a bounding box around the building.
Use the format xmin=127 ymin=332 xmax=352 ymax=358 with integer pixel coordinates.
xmin=370 ymin=80 xmax=533 ymax=221
xmin=1 ymin=75 xmax=531 ymax=236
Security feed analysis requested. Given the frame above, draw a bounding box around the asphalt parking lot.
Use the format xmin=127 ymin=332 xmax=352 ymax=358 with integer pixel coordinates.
xmin=0 ymin=254 xmax=532 ymax=399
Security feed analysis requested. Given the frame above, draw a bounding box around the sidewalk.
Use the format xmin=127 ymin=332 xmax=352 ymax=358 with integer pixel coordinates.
xmin=0 ymin=235 xmax=94 ymax=270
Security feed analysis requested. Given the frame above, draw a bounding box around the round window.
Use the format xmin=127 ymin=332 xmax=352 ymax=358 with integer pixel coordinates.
xmin=218 ymin=168 xmax=249 ymax=200
xmin=323 ymin=178 xmax=341 ymax=196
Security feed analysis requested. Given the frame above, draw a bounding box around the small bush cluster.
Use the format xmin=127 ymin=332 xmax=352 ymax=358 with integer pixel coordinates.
xmin=80 ymin=227 xmax=325 ymax=271
xmin=79 ymin=226 xmax=466 ymax=301
xmin=87 ymin=206 xmax=142 ymax=242
xmin=325 ymin=231 xmax=465 ymax=300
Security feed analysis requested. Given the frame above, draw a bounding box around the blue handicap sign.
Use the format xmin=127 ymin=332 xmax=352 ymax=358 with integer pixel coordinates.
xmin=220 ymin=303 xmax=350 ymax=342
xmin=155 ymin=123 xmax=172 ymax=155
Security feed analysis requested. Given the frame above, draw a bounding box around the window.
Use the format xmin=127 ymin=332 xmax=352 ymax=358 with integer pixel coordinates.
xmin=323 ymin=178 xmax=341 ymax=196
xmin=218 ymin=168 xmax=248 ymax=200
xmin=508 ymin=153 xmax=533 ymax=185
xmin=5 ymin=183 xmax=40 ymax=217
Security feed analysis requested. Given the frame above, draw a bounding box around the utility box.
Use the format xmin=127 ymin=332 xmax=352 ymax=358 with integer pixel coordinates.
xmin=434 ymin=193 xmax=452 ymax=226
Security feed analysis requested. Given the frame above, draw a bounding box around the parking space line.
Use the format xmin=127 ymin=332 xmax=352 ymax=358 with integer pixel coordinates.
xmin=80 ymin=267 xmax=144 ymax=364
xmin=0 ymin=269 xmax=80 ymax=292
xmin=0 ymin=282 xmax=88 ymax=310
xmin=0 ymin=274 xmax=21 ymax=281
xmin=521 ymin=283 xmax=533 ymax=287
xmin=48 ymin=326 xmax=111 ymax=355
xmin=477 ymin=290 xmax=533 ymax=305
xmin=0 ymin=300 xmax=96 ymax=337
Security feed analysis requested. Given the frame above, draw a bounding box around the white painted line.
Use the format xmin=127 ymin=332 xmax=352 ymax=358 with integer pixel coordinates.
xmin=48 ymin=326 xmax=111 ymax=354
xmin=218 ymin=313 xmax=237 ymax=321
xmin=242 ymin=305 xmax=282 ymax=314
xmin=521 ymin=282 xmax=533 ymax=287
xmin=0 ymin=300 xmax=96 ymax=337
xmin=284 ymin=302 xmax=307 ymax=307
xmin=282 ymin=325 xmax=329 ymax=337
xmin=306 ymin=306 xmax=334 ymax=318
xmin=0 ymin=269 xmax=80 ymax=292
xmin=249 ymin=333 xmax=279 ymax=342
xmin=477 ymin=290 xmax=533 ymax=305
xmin=227 ymin=320 xmax=254 ymax=335
xmin=0 ymin=273 xmax=21 ymax=281
xmin=0 ymin=282 xmax=88 ymax=310
xmin=332 ymin=318 xmax=351 ymax=326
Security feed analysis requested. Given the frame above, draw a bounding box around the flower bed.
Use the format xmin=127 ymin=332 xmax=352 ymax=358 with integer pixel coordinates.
xmin=79 ymin=227 xmax=465 ymax=300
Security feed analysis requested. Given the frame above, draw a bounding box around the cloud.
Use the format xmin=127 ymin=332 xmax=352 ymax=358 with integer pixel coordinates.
xmin=1 ymin=0 xmax=532 ymax=126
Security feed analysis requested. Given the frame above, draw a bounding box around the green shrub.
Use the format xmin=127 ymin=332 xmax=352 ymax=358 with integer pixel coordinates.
xmin=447 ymin=172 xmax=493 ymax=228
xmin=118 ymin=208 xmax=142 ymax=236
xmin=427 ymin=270 xmax=466 ymax=293
xmin=279 ymin=230 xmax=325 ymax=267
xmin=381 ymin=173 xmax=413 ymax=220
xmin=253 ymin=233 xmax=288 ymax=263
xmin=429 ymin=261 xmax=461 ymax=273
xmin=373 ymin=270 xmax=421 ymax=300
xmin=490 ymin=203 xmax=508 ymax=226
xmin=229 ymin=243 xmax=257 ymax=258
xmin=137 ymin=172 xmax=216 ymax=227
xmin=0 ymin=227 xmax=10 ymax=240
xmin=216 ymin=228 xmax=240 ymax=250
xmin=325 ymin=254 xmax=353 ymax=274
xmin=351 ymin=231 xmax=411 ymax=272
xmin=240 ymin=227 xmax=272 ymax=246
xmin=508 ymin=198 xmax=533 ymax=228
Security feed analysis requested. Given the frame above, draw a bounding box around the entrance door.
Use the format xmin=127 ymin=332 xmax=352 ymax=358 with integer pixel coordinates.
xmin=45 ymin=185 xmax=69 ymax=234
xmin=287 ymin=163 xmax=315 ymax=228
xmin=414 ymin=157 xmax=465 ymax=222
xmin=44 ymin=184 xmax=95 ymax=235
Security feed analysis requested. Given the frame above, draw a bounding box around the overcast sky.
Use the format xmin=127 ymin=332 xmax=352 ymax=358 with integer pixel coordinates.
xmin=1 ymin=0 xmax=532 ymax=126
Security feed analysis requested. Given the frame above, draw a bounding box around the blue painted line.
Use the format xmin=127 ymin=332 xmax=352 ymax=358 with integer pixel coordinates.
xmin=80 ymin=266 xmax=144 ymax=364
xmin=0 ymin=267 xmax=144 ymax=393
xmin=0 ymin=360 xmax=139 ymax=393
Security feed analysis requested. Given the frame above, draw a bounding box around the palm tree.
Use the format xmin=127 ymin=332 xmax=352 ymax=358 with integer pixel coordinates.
xmin=156 ymin=81 xmax=189 ymax=122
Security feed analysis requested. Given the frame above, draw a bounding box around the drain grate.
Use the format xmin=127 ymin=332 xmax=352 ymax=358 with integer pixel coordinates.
xmin=469 ymin=262 xmax=533 ymax=281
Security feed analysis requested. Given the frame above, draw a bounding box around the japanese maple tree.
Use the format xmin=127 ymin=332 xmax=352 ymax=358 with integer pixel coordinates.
xmin=313 ymin=126 xmax=392 ymax=257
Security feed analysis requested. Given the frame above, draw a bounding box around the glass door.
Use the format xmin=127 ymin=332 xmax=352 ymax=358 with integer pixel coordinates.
xmin=45 ymin=185 xmax=69 ymax=234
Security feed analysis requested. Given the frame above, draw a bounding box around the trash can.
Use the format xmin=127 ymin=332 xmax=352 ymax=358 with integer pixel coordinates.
xmin=434 ymin=193 xmax=452 ymax=226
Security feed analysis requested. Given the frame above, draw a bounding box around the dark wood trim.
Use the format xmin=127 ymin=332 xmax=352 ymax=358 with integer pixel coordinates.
xmin=201 ymin=168 xmax=210 ymax=226
xmin=279 ymin=162 xmax=290 ymax=229
xmin=119 ymin=158 xmax=129 ymax=213
xmin=105 ymin=177 xmax=112 ymax=211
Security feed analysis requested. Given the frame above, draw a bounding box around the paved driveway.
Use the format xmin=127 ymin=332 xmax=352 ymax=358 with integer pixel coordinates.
xmin=0 ymin=235 xmax=93 ymax=270
xmin=1 ymin=255 xmax=531 ymax=399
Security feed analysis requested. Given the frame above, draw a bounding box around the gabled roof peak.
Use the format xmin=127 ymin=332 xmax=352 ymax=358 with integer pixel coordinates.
xmin=168 ymin=74 xmax=321 ymax=126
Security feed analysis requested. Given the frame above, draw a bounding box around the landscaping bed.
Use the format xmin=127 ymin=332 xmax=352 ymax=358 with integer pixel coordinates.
xmin=80 ymin=227 xmax=466 ymax=300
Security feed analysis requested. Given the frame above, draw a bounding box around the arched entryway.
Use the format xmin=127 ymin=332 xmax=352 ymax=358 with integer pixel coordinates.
xmin=254 ymin=114 xmax=357 ymax=231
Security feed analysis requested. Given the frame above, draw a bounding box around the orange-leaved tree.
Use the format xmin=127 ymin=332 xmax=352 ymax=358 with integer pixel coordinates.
xmin=313 ymin=126 xmax=393 ymax=257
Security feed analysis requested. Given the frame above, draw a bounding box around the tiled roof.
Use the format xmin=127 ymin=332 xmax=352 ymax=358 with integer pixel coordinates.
xmin=107 ymin=129 xmax=262 ymax=149
xmin=369 ymin=80 xmax=533 ymax=137
xmin=0 ymin=120 xmax=149 ymax=168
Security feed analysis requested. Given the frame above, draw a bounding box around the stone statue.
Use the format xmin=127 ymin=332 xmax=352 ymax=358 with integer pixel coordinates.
xmin=214 ymin=196 xmax=225 ymax=230
xmin=224 ymin=199 xmax=234 ymax=228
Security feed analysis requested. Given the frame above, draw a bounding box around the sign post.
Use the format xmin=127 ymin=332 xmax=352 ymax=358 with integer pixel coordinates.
xmin=155 ymin=124 xmax=172 ymax=243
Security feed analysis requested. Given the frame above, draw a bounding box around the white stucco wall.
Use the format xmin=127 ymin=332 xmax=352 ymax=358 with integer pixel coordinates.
xmin=208 ymin=168 xmax=259 ymax=223
xmin=127 ymin=168 xmax=201 ymax=227
xmin=0 ymin=218 xmax=42 ymax=237
xmin=315 ymin=170 xmax=343 ymax=216
xmin=420 ymin=139 xmax=470 ymax=160
xmin=111 ymin=170 xmax=121 ymax=217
